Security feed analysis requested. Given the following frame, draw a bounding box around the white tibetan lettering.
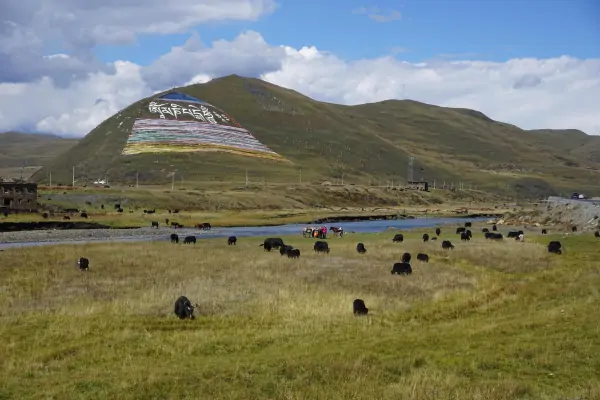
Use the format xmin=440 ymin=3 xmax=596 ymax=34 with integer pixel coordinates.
xmin=170 ymin=103 xmax=182 ymax=118
xmin=200 ymin=105 xmax=217 ymax=124
xmin=186 ymin=105 xmax=206 ymax=121
xmin=149 ymin=102 xmax=168 ymax=118
xmin=213 ymin=112 xmax=230 ymax=123
xmin=160 ymin=107 xmax=174 ymax=117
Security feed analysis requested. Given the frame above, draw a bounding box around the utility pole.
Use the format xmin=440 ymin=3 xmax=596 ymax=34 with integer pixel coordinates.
xmin=433 ymin=179 xmax=436 ymax=189
xmin=72 ymin=166 xmax=75 ymax=187
xmin=136 ymin=172 xmax=139 ymax=188
xmin=180 ymin=175 xmax=183 ymax=189
xmin=171 ymin=172 xmax=175 ymax=191
xmin=245 ymin=170 xmax=249 ymax=187
xmin=49 ymin=171 xmax=52 ymax=186
xmin=299 ymin=169 xmax=302 ymax=184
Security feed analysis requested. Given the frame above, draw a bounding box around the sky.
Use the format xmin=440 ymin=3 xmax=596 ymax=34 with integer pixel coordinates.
xmin=0 ymin=0 xmax=599 ymax=137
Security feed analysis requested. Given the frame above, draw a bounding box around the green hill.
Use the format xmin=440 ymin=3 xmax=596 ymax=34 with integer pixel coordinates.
xmin=0 ymin=132 xmax=78 ymax=179
xmin=29 ymin=75 xmax=600 ymax=197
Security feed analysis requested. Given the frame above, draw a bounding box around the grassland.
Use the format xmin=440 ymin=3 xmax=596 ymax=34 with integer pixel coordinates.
xmin=1 ymin=226 xmax=598 ymax=399
xmin=27 ymin=75 xmax=600 ymax=198
xmin=3 ymin=184 xmax=515 ymax=228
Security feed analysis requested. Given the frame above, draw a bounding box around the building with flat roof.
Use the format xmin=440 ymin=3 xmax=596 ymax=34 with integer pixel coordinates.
xmin=0 ymin=182 xmax=38 ymax=212
xmin=406 ymin=181 xmax=429 ymax=191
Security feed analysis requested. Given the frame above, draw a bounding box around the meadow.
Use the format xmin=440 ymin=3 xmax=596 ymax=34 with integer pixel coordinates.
xmin=1 ymin=227 xmax=599 ymax=399
xmin=2 ymin=184 xmax=515 ymax=230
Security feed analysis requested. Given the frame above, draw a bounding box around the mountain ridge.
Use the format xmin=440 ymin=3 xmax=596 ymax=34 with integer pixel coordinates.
xmin=4 ymin=74 xmax=597 ymax=197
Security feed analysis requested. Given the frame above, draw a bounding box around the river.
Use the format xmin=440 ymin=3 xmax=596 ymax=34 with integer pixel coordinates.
xmin=0 ymin=216 xmax=488 ymax=250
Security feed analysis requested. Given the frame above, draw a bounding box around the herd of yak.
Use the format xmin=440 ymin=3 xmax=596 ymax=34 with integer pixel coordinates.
xmin=73 ymin=220 xmax=599 ymax=320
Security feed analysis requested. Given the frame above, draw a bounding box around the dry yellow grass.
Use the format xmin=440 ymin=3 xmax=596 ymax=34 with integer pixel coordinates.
xmin=1 ymin=229 xmax=599 ymax=399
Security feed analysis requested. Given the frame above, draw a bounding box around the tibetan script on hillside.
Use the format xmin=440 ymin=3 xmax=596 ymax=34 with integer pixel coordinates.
xmin=148 ymin=101 xmax=230 ymax=125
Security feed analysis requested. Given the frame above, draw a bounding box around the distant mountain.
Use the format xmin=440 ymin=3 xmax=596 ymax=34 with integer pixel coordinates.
xmin=0 ymin=132 xmax=78 ymax=168
xmin=26 ymin=75 xmax=600 ymax=197
xmin=0 ymin=132 xmax=78 ymax=180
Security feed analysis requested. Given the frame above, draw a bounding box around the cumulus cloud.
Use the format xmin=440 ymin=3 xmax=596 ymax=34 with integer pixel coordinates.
xmin=0 ymin=0 xmax=276 ymax=83
xmin=352 ymin=7 xmax=402 ymax=22
xmin=142 ymin=31 xmax=287 ymax=90
xmin=0 ymin=16 xmax=599 ymax=137
xmin=0 ymin=61 xmax=150 ymax=135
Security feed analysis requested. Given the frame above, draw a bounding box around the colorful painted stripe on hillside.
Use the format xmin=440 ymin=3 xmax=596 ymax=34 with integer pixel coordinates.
xmin=122 ymin=118 xmax=284 ymax=160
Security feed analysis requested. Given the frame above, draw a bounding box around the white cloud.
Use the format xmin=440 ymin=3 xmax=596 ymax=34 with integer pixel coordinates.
xmin=0 ymin=25 xmax=599 ymax=136
xmin=0 ymin=61 xmax=149 ymax=135
xmin=352 ymin=7 xmax=402 ymax=22
xmin=0 ymin=0 xmax=276 ymax=83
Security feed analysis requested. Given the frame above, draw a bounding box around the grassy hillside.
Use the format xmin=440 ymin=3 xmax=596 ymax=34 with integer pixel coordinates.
xmin=27 ymin=75 xmax=600 ymax=198
xmin=0 ymin=132 xmax=78 ymax=179
xmin=529 ymin=129 xmax=600 ymax=164
xmin=1 ymin=228 xmax=599 ymax=398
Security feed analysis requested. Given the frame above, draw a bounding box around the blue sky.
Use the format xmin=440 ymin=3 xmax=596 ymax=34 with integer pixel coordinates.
xmin=2 ymin=0 xmax=598 ymax=135
xmin=95 ymin=0 xmax=600 ymax=66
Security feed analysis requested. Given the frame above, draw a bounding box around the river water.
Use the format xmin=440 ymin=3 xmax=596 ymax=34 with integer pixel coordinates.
xmin=0 ymin=216 xmax=487 ymax=250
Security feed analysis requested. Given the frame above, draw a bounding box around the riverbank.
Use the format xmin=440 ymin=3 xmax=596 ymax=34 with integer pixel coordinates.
xmin=0 ymin=216 xmax=489 ymax=247
xmin=0 ymin=226 xmax=177 ymax=245
xmin=1 ymin=206 xmax=509 ymax=232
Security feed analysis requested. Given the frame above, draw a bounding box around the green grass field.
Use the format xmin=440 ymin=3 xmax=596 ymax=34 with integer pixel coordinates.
xmin=1 ymin=226 xmax=598 ymax=399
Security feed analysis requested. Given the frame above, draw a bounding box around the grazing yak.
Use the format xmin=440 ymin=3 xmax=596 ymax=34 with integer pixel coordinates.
xmin=183 ymin=236 xmax=196 ymax=245
xmin=356 ymin=243 xmax=367 ymax=254
xmin=151 ymin=221 xmax=159 ymax=229
xmin=507 ymin=230 xmax=523 ymax=238
xmin=227 ymin=236 xmax=237 ymax=245
xmin=441 ymin=240 xmax=455 ymax=250
xmin=279 ymin=245 xmax=294 ymax=255
xmin=456 ymin=227 xmax=466 ymax=234
xmin=353 ymin=299 xmax=369 ymax=315
xmin=465 ymin=221 xmax=472 ymax=227
xmin=392 ymin=233 xmax=404 ymax=243
xmin=595 ymin=231 xmax=600 ymax=238
xmin=492 ymin=224 xmax=498 ymax=231
xmin=542 ymin=229 xmax=548 ymax=235
xmin=571 ymin=226 xmax=577 ymax=232
xmin=460 ymin=231 xmax=470 ymax=241
xmin=547 ymin=241 xmax=563 ymax=255
xmin=262 ymin=243 xmax=273 ymax=252
xmin=422 ymin=233 xmax=430 ymax=242
xmin=482 ymin=228 xmax=489 ymax=233
xmin=486 ymin=232 xmax=503 ymax=240
xmin=174 ymin=296 xmax=197 ymax=320
xmin=196 ymin=222 xmax=211 ymax=230
xmin=435 ymin=228 xmax=441 ymax=236
xmin=260 ymin=238 xmax=285 ymax=249
xmin=391 ymin=262 xmax=412 ymax=275
xmin=77 ymin=257 xmax=89 ymax=271
xmin=80 ymin=212 xmax=88 ymax=219
xmin=417 ymin=253 xmax=429 ymax=263
xmin=287 ymin=248 xmax=301 ymax=259
xmin=170 ymin=233 xmax=179 ymax=244
xmin=401 ymin=252 xmax=411 ymax=263
xmin=314 ymin=241 xmax=330 ymax=253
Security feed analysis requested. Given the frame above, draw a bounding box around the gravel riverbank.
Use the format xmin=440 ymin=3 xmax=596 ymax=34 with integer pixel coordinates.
xmin=0 ymin=227 xmax=198 ymax=244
